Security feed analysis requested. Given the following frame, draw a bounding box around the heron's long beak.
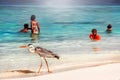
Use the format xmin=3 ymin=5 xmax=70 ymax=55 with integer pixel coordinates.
xmin=19 ymin=45 xmax=27 ymax=48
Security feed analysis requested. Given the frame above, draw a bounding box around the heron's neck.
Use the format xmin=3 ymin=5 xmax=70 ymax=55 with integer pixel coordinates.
xmin=29 ymin=48 xmax=35 ymax=54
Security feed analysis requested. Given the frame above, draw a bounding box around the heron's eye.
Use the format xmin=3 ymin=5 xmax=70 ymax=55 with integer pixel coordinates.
xmin=29 ymin=46 xmax=33 ymax=48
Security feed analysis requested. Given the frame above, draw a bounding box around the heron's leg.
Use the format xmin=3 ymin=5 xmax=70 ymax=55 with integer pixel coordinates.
xmin=37 ymin=60 xmax=42 ymax=73
xmin=43 ymin=57 xmax=51 ymax=73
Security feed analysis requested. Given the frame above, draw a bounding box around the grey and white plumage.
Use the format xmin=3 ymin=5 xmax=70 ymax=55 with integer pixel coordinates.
xmin=35 ymin=46 xmax=59 ymax=59
xmin=28 ymin=44 xmax=59 ymax=59
xmin=27 ymin=44 xmax=59 ymax=73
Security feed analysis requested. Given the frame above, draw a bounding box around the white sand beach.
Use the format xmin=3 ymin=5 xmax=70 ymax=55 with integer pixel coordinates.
xmin=1 ymin=63 xmax=120 ymax=80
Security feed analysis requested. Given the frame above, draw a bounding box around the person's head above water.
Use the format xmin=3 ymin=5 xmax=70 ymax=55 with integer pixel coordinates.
xmin=107 ymin=24 xmax=112 ymax=28
xmin=31 ymin=15 xmax=36 ymax=20
xmin=24 ymin=23 xmax=29 ymax=29
xmin=106 ymin=24 xmax=112 ymax=32
xmin=20 ymin=23 xmax=29 ymax=33
xmin=91 ymin=28 xmax=97 ymax=35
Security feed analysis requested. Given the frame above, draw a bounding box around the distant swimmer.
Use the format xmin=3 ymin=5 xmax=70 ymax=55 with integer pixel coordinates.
xmin=20 ymin=23 xmax=31 ymax=33
xmin=89 ymin=29 xmax=101 ymax=41
xmin=30 ymin=15 xmax=40 ymax=34
xmin=106 ymin=24 xmax=112 ymax=33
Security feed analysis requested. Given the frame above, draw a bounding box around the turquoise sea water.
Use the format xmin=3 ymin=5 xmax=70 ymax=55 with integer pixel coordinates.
xmin=0 ymin=5 xmax=120 ymax=72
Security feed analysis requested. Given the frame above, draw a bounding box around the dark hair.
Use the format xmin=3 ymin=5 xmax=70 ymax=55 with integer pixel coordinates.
xmin=24 ymin=24 xmax=29 ymax=29
xmin=31 ymin=15 xmax=36 ymax=20
xmin=91 ymin=29 xmax=97 ymax=33
xmin=107 ymin=24 xmax=112 ymax=28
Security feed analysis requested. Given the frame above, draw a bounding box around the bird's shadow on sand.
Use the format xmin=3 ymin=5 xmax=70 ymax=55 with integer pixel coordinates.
xmin=11 ymin=70 xmax=35 ymax=74
xmin=10 ymin=70 xmax=51 ymax=76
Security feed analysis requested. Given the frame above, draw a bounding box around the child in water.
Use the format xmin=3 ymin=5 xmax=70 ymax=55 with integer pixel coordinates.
xmin=89 ymin=29 xmax=101 ymax=41
xmin=20 ymin=23 xmax=30 ymax=33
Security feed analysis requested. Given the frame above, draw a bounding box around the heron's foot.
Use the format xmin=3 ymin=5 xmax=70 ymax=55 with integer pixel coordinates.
xmin=35 ymin=71 xmax=41 ymax=75
xmin=36 ymin=72 xmax=40 ymax=75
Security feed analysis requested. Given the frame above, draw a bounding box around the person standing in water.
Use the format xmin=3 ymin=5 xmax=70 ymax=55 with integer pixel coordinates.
xmin=89 ymin=29 xmax=101 ymax=41
xmin=30 ymin=15 xmax=40 ymax=34
xmin=30 ymin=15 xmax=40 ymax=42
